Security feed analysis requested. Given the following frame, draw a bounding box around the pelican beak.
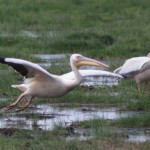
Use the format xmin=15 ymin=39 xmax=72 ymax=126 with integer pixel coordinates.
xmin=76 ymin=56 xmax=109 ymax=68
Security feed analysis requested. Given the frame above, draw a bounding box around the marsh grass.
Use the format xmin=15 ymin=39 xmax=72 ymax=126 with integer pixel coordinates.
xmin=79 ymin=118 xmax=117 ymax=139
xmin=111 ymin=112 xmax=150 ymax=128
xmin=123 ymin=98 xmax=150 ymax=111
xmin=0 ymin=0 xmax=149 ymax=57
xmin=0 ymin=70 xmax=17 ymax=94
xmin=0 ymin=124 xmax=149 ymax=150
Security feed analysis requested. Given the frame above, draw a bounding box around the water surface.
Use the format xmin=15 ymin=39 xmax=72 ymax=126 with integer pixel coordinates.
xmin=0 ymin=103 xmax=132 ymax=130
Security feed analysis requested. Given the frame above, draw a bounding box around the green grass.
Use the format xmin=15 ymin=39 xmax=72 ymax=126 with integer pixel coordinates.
xmin=0 ymin=126 xmax=149 ymax=150
xmin=123 ymin=99 xmax=150 ymax=111
xmin=0 ymin=0 xmax=149 ymax=57
xmin=112 ymin=113 xmax=150 ymax=128
xmin=79 ymin=112 xmax=150 ymax=129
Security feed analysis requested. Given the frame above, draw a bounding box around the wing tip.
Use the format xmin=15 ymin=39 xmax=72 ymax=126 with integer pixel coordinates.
xmin=0 ymin=57 xmax=5 ymax=63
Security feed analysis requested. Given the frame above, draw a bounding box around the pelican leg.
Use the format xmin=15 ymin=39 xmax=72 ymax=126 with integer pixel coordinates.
xmin=0 ymin=93 xmax=25 ymax=113
xmin=16 ymin=96 xmax=34 ymax=112
xmin=137 ymin=82 xmax=141 ymax=95
xmin=144 ymin=81 xmax=149 ymax=93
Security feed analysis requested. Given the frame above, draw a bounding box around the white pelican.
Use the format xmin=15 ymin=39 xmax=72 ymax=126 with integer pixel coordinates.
xmin=114 ymin=53 xmax=150 ymax=94
xmin=0 ymin=54 xmax=110 ymax=112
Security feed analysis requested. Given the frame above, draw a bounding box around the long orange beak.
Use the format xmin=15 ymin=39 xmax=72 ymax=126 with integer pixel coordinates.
xmin=76 ymin=56 xmax=109 ymax=68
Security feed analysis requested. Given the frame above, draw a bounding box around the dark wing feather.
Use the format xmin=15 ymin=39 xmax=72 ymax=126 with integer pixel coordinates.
xmin=6 ymin=62 xmax=28 ymax=77
xmin=0 ymin=57 xmax=52 ymax=78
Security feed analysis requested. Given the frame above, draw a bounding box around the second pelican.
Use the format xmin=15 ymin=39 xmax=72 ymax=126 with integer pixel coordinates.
xmin=114 ymin=53 xmax=150 ymax=94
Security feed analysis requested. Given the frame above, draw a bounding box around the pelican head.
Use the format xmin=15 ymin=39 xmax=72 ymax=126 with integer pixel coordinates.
xmin=70 ymin=54 xmax=109 ymax=68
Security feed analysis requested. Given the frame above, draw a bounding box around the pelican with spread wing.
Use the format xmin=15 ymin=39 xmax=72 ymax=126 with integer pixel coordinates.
xmin=114 ymin=53 xmax=150 ymax=94
xmin=0 ymin=54 xmax=112 ymax=112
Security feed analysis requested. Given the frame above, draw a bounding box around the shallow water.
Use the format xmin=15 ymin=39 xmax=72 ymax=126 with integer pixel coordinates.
xmin=0 ymin=103 xmax=149 ymax=143
xmin=0 ymin=103 xmax=132 ymax=130
xmin=126 ymin=134 xmax=150 ymax=142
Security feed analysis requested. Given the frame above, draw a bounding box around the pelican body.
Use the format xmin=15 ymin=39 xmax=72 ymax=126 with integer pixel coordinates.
xmin=114 ymin=54 xmax=150 ymax=93
xmin=0 ymin=54 xmax=109 ymax=112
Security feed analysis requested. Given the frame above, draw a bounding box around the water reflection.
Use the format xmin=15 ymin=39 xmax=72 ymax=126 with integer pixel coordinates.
xmin=0 ymin=103 xmax=132 ymax=130
xmin=126 ymin=134 xmax=150 ymax=142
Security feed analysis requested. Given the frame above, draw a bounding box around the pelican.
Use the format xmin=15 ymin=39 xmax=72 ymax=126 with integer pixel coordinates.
xmin=114 ymin=53 xmax=150 ymax=94
xmin=0 ymin=54 xmax=110 ymax=112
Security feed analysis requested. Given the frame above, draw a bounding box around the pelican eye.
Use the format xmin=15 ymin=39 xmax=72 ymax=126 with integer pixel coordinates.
xmin=76 ymin=55 xmax=81 ymax=61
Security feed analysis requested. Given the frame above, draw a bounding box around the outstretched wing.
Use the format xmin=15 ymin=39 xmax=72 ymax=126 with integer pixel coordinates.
xmin=0 ymin=57 xmax=54 ymax=79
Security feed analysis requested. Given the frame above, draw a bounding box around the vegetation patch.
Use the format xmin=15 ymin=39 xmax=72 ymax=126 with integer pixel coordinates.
xmin=51 ymin=32 xmax=115 ymax=53
xmin=111 ymin=113 xmax=150 ymax=128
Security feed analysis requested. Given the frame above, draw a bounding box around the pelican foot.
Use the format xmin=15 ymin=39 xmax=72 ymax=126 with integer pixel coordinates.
xmin=0 ymin=103 xmax=16 ymax=113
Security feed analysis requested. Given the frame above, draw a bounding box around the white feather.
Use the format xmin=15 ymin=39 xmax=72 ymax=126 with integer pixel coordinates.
xmin=119 ymin=57 xmax=150 ymax=74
